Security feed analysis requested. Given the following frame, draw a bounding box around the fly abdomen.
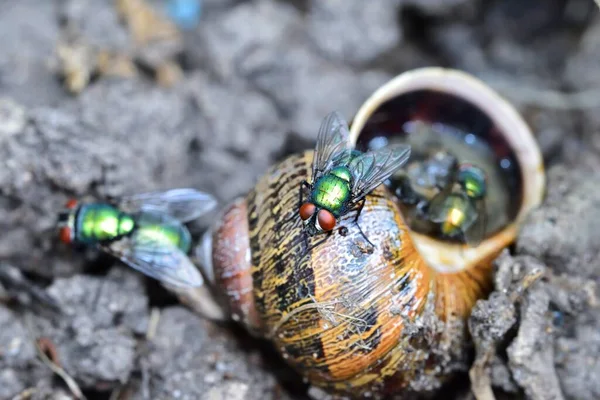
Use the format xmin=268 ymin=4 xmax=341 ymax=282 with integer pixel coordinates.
xmin=75 ymin=204 xmax=135 ymax=245
xmin=134 ymin=212 xmax=192 ymax=253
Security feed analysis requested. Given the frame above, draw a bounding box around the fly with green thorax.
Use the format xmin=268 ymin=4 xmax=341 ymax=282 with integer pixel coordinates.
xmin=296 ymin=111 xmax=412 ymax=255
xmin=56 ymin=188 xmax=217 ymax=288
xmin=426 ymin=162 xmax=488 ymax=247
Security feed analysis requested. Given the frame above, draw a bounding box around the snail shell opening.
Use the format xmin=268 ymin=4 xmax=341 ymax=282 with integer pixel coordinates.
xmin=349 ymin=67 xmax=545 ymax=273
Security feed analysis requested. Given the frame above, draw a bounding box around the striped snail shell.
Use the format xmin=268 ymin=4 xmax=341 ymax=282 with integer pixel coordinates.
xmin=179 ymin=68 xmax=545 ymax=398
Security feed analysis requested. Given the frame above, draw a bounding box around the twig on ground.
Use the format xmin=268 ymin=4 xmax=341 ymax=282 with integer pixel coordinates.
xmin=146 ymin=307 xmax=161 ymax=340
xmin=141 ymin=359 xmax=151 ymax=400
xmin=10 ymin=388 xmax=37 ymax=400
xmin=34 ymin=338 xmax=87 ymax=400
xmin=24 ymin=313 xmax=87 ymax=400
xmin=109 ymin=387 xmax=121 ymax=400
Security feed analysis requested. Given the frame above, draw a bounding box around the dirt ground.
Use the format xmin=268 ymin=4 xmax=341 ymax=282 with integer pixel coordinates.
xmin=0 ymin=0 xmax=599 ymax=399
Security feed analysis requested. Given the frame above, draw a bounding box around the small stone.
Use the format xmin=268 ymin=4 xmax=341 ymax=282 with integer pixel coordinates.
xmin=138 ymin=307 xmax=293 ymax=400
xmin=37 ymin=272 xmax=148 ymax=388
xmin=0 ymin=369 xmax=26 ymax=399
xmin=0 ymin=98 xmax=26 ymax=139
xmin=306 ymin=0 xmax=402 ymax=65
xmin=203 ymin=371 xmax=219 ymax=384
xmin=204 ymin=382 xmax=249 ymax=400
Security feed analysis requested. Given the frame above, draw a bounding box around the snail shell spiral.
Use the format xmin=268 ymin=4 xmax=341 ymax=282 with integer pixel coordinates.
xmin=187 ymin=68 xmax=545 ymax=399
xmin=209 ymin=151 xmax=492 ymax=397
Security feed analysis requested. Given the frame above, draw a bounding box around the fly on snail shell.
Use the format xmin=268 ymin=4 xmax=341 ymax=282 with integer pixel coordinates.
xmin=297 ymin=111 xmax=411 ymax=252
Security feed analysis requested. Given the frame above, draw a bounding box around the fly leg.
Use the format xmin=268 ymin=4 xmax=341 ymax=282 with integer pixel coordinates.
xmin=294 ymin=180 xmax=311 ymax=257
xmin=299 ymin=180 xmax=311 ymax=208
xmin=284 ymin=180 xmax=311 ymax=226
xmin=310 ymin=231 xmax=333 ymax=251
xmin=351 ymin=199 xmax=375 ymax=251
xmin=297 ymin=230 xmax=332 ymax=262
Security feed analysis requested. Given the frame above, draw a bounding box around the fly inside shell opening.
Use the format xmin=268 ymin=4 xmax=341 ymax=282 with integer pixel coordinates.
xmin=354 ymin=89 xmax=523 ymax=244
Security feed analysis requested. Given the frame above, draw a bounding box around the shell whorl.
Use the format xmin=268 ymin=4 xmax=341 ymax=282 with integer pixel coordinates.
xmin=212 ymin=150 xmax=492 ymax=396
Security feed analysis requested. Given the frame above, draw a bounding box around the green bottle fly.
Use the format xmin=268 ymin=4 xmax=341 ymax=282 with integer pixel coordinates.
xmin=298 ymin=111 xmax=411 ymax=246
xmin=427 ymin=163 xmax=488 ymax=247
xmin=57 ymin=189 xmax=217 ymax=287
xmin=65 ymin=203 xmax=191 ymax=253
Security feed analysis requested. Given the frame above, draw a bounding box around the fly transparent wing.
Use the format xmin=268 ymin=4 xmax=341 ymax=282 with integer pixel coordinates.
xmin=99 ymin=212 xmax=203 ymax=288
xmin=117 ymin=188 xmax=217 ymax=223
xmin=311 ymin=111 xmax=353 ymax=182
xmin=463 ymin=197 xmax=486 ymax=247
xmin=348 ymin=144 xmax=411 ymax=201
xmin=101 ymin=238 xmax=203 ymax=288
xmin=426 ymin=184 xmax=455 ymax=223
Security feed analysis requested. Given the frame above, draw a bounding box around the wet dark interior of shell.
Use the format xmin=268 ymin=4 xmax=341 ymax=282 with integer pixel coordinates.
xmin=354 ymin=89 xmax=524 ymax=244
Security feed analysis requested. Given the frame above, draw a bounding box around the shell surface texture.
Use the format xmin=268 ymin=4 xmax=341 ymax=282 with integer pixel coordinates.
xmin=57 ymin=188 xmax=217 ymax=288
xmin=196 ymin=68 xmax=546 ymax=399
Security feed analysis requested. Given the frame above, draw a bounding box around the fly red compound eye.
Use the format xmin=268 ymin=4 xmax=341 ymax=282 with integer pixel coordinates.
xmin=299 ymin=203 xmax=316 ymax=221
xmin=317 ymin=209 xmax=336 ymax=232
xmin=65 ymin=199 xmax=78 ymax=209
xmin=59 ymin=227 xmax=72 ymax=244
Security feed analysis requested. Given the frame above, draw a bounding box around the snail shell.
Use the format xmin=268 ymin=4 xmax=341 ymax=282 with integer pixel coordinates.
xmin=186 ymin=68 xmax=545 ymax=398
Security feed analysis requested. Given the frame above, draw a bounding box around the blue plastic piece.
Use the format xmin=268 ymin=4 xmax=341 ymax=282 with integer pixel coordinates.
xmin=166 ymin=0 xmax=202 ymax=30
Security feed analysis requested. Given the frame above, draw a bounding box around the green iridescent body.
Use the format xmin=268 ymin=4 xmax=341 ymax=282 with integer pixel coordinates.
xmin=458 ymin=166 xmax=486 ymax=199
xmin=310 ymin=166 xmax=353 ymax=216
xmin=58 ymin=188 xmax=215 ymax=288
xmin=134 ymin=211 xmax=192 ymax=253
xmin=75 ymin=204 xmax=134 ymax=244
xmin=438 ymin=194 xmax=477 ymax=236
xmin=75 ymin=203 xmax=191 ymax=253
xmin=424 ymin=163 xmax=488 ymax=246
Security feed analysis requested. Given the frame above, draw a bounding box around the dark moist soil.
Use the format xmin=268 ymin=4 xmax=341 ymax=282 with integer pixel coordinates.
xmin=0 ymin=0 xmax=599 ymax=399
